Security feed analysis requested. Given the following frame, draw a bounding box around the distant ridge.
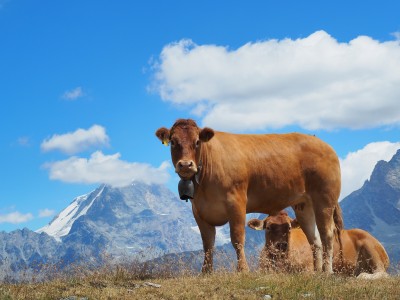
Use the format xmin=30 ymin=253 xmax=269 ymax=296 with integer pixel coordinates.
xmin=341 ymin=149 xmax=400 ymax=266
xmin=0 ymin=182 xmax=234 ymax=281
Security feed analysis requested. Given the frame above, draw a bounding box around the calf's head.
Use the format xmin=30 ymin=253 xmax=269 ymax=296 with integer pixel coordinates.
xmin=155 ymin=119 xmax=214 ymax=180
xmin=248 ymin=211 xmax=299 ymax=255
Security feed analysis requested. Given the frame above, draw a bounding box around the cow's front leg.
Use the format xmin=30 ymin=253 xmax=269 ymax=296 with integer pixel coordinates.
xmin=227 ymin=193 xmax=249 ymax=272
xmin=229 ymin=216 xmax=249 ymax=272
xmin=193 ymin=206 xmax=216 ymax=273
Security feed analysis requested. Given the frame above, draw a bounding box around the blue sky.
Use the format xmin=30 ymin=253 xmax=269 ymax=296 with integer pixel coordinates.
xmin=1 ymin=0 xmax=400 ymax=232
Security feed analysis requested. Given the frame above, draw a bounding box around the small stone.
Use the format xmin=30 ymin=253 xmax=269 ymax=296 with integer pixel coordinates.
xmin=143 ymin=282 xmax=161 ymax=288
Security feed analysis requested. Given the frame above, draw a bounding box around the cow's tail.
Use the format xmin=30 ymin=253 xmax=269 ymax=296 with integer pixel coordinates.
xmin=333 ymin=203 xmax=344 ymax=267
xmin=333 ymin=202 xmax=344 ymax=231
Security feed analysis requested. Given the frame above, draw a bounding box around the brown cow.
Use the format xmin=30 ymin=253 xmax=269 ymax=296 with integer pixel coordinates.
xmin=155 ymin=119 xmax=342 ymax=273
xmin=248 ymin=211 xmax=390 ymax=278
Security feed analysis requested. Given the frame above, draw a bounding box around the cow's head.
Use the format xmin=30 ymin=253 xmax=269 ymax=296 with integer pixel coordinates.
xmin=155 ymin=119 xmax=214 ymax=180
xmin=248 ymin=210 xmax=299 ymax=254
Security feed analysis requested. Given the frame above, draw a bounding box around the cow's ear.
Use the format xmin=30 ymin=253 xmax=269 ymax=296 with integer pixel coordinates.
xmin=291 ymin=219 xmax=300 ymax=228
xmin=155 ymin=127 xmax=170 ymax=146
xmin=247 ymin=219 xmax=265 ymax=230
xmin=199 ymin=127 xmax=214 ymax=142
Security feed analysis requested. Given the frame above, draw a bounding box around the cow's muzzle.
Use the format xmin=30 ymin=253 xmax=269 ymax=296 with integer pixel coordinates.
xmin=175 ymin=160 xmax=197 ymax=179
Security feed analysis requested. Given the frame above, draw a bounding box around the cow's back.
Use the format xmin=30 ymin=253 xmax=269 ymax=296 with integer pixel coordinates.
xmin=205 ymin=132 xmax=341 ymax=214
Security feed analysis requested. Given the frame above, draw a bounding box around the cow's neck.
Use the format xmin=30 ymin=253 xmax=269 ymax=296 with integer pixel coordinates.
xmin=194 ymin=142 xmax=209 ymax=186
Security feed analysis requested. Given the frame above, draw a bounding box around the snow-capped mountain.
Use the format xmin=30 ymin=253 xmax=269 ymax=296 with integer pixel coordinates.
xmin=37 ymin=186 xmax=105 ymax=241
xmin=36 ymin=182 xmax=230 ymax=256
xmin=1 ymin=182 xmax=233 ymax=280
xmin=341 ymin=149 xmax=400 ymax=266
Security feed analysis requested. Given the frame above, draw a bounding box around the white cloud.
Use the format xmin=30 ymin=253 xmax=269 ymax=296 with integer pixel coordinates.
xmin=38 ymin=209 xmax=56 ymax=218
xmin=0 ymin=211 xmax=34 ymax=224
xmin=43 ymin=151 xmax=170 ymax=187
xmin=62 ymin=87 xmax=84 ymax=100
xmin=41 ymin=124 xmax=109 ymax=155
xmin=392 ymin=31 xmax=400 ymax=41
xmin=339 ymin=141 xmax=400 ymax=200
xmin=151 ymin=31 xmax=400 ymax=131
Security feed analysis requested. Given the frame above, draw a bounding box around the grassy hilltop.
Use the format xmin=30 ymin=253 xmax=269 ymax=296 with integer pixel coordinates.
xmin=1 ymin=258 xmax=400 ymax=300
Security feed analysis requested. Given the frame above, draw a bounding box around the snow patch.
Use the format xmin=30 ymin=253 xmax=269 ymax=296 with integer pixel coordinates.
xmin=36 ymin=186 xmax=105 ymax=240
xmin=190 ymin=225 xmax=231 ymax=246
xmin=216 ymin=226 xmax=231 ymax=245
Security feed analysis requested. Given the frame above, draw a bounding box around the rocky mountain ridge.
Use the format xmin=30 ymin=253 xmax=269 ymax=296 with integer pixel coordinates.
xmin=0 ymin=182 xmax=219 ymax=281
xmin=341 ymin=149 xmax=400 ymax=266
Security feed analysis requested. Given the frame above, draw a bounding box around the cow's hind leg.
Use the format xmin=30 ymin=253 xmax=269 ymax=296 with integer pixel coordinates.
xmin=357 ymin=242 xmax=387 ymax=276
xmin=314 ymin=203 xmax=335 ymax=273
xmin=356 ymin=249 xmax=389 ymax=280
xmin=193 ymin=207 xmax=216 ymax=273
xmin=293 ymin=200 xmax=323 ymax=272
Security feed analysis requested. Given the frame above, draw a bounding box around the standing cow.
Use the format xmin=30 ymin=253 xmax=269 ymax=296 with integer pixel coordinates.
xmin=155 ymin=119 xmax=343 ymax=273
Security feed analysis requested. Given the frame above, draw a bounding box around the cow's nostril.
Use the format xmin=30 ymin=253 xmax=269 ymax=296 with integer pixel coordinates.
xmin=178 ymin=160 xmax=194 ymax=168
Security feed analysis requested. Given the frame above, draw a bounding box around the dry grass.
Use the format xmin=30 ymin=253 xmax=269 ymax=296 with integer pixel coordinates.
xmin=1 ymin=250 xmax=400 ymax=299
xmin=1 ymin=264 xmax=400 ymax=300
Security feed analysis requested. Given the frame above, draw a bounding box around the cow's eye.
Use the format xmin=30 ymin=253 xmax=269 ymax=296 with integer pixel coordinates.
xmin=265 ymin=226 xmax=271 ymax=231
xmin=195 ymin=140 xmax=200 ymax=148
xmin=170 ymin=140 xmax=175 ymax=147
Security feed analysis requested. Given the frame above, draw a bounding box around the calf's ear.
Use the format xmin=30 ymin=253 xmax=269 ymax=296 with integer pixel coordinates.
xmin=247 ymin=219 xmax=265 ymax=230
xmin=199 ymin=127 xmax=214 ymax=142
xmin=155 ymin=127 xmax=170 ymax=146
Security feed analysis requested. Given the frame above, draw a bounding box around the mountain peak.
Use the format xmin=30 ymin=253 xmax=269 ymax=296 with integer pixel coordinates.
xmin=36 ymin=182 xmax=208 ymax=257
xmin=369 ymin=160 xmax=390 ymax=184
xmin=36 ymin=185 xmax=106 ymax=240
xmin=341 ymin=148 xmax=400 ymax=264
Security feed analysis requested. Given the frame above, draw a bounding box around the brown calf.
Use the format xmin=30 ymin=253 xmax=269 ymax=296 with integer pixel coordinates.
xmin=248 ymin=211 xmax=389 ymax=278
